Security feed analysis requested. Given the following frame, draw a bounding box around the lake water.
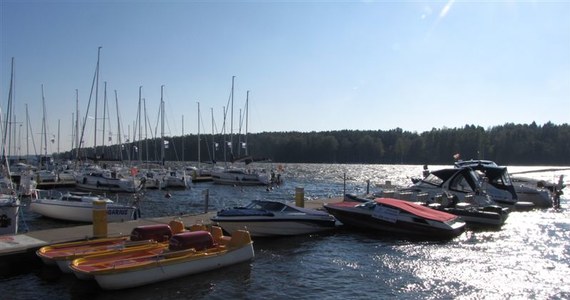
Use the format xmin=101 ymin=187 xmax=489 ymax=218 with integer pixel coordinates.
xmin=3 ymin=163 xmax=569 ymax=299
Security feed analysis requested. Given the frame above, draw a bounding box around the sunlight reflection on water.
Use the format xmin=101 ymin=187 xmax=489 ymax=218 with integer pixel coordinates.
xmin=5 ymin=163 xmax=570 ymax=299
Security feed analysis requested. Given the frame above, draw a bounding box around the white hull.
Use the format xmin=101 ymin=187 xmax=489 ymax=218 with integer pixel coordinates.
xmin=215 ymin=220 xmax=334 ymax=237
xmin=212 ymin=170 xmax=270 ymax=186
xmin=76 ymin=172 xmax=141 ymax=193
xmin=0 ymin=199 xmax=19 ymax=235
xmin=30 ymin=199 xmax=135 ymax=223
xmin=94 ymin=244 xmax=254 ymax=290
xmin=75 ymin=182 xmax=139 ymax=193
xmin=514 ymin=186 xmax=552 ymax=208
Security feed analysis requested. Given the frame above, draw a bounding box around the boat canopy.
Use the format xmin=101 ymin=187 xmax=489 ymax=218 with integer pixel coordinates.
xmin=375 ymin=198 xmax=458 ymax=222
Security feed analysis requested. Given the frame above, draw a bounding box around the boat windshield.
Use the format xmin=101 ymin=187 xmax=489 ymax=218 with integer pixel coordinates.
xmin=247 ymin=200 xmax=287 ymax=212
xmin=422 ymin=173 xmax=444 ymax=186
xmin=449 ymin=173 xmax=477 ymax=193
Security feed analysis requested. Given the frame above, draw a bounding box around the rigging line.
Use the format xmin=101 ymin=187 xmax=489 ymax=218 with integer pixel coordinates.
xmin=77 ymin=47 xmax=101 ymax=162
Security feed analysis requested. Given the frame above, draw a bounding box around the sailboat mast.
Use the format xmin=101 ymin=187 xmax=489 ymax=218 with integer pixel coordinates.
xmin=197 ymin=102 xmax=200 ymax=169
xmin=102 ymin=82 xmax=107 ymax=149
xmin=41 ymin=84 xmax=48 ymax=165
xmin=137 ymin=86 xmax=142 ymax=164
xmin=2 ymin=57 xmax=14 ymax=159
xmin=75 ymin=89 xmax=79 ymax=153
xmin=114 ymin=90 xmax=123 ymax=161
xmin=57 ymin=119 xmax=60 ymax=154
xmin=160 ymin=85 xmax=165 ymax=165
xmin=245 ymin=90 xmax=249 ymax=157
xmin=181 ymin=115 xmax=184 ymax=162
xmin=230 ymin=76 xmax=235 ymax=159
xmin=94 ymin=46 xmax=101 ymax=158
xmin=211 ymin=107 xmax=215 ymax=163
xmin=25 ymin=104 xmax=29 ymax=156
xmin=143 ymin=97 xmax=148 ymax=163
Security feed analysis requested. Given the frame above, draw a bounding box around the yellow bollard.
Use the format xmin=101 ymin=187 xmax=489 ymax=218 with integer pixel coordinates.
xmin=295 ymin=187 xmax=305 ymax=208
xmin=92 ymin=199 xmax=108 ymax=238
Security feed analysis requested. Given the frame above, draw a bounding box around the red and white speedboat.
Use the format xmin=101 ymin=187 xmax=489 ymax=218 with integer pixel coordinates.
xmin=324 ymin=198 xmax=465 ymax=240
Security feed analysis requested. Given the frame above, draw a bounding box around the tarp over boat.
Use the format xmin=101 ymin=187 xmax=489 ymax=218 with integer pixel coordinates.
xmin=375 ymin=198 xmax=457 ymax=222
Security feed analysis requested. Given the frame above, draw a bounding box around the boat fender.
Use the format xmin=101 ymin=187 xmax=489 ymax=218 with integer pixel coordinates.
xmin=130 ymin=224 xmax=173 ymax=242
xmin=169 ymin=231 xmax=214 ymax=251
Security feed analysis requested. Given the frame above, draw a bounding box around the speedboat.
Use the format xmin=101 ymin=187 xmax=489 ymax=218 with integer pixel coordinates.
xmin=455 ymin=159 xmax=559 ymax=208
xmin=70 ymin=225 xmax=254 ymax=290
xmin=324 ymin=198 xmax=465 ymax=239
xmin=37 ymin=223 xmax=175 ymax=273
xmin=30 ymin=190 xmax=139 ymax=223
xmin=211 ymin=200 xmax=337 ymax=237
xmin=346 ymin=193 xmax=509 ymax=229
xmin=402 ymin=167 xmax=526 ymax=209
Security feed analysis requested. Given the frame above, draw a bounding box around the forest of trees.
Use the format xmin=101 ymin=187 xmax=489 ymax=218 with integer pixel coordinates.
xmin=63 ymin=122 xmax=570 ymax=166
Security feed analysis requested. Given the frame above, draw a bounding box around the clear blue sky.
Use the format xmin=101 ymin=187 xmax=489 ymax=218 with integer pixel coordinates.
xmin=1 ymin=0 xmax=569 ymax=155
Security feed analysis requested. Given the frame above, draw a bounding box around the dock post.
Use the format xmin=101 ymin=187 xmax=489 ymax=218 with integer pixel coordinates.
xmin=366 ymin=179 xmax=370 ymax=194
xmin=203 ymin=189 xmax=210 ymax=213
xmin=92 ymin=200 xmax=108 ymax=238
xmin=295 ymin=187 xmax=305 ymax=208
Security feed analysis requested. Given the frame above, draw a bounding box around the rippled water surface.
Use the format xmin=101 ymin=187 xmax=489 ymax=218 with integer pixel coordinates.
xmin=3 ymin=163 xmax=569 ymax=299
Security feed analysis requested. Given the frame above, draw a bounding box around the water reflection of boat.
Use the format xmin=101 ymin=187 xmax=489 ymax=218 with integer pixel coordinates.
xmin=324 ymin=198 xmax=465 ymax=239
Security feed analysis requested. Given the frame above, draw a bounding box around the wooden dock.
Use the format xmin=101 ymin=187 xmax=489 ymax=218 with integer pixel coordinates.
xmin=0 ymin=197 xmax=343 ymax=268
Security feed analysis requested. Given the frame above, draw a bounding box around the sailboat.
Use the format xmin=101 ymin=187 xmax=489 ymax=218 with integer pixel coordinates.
xmin=0 ymin=58 xmax=21 ymax=235
xmin=191 ymin=102 xmax=213 ymax=183
xmin=210 ymin=78 xmax=272 ymax=186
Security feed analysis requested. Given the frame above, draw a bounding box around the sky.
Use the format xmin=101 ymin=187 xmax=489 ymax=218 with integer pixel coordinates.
xmin=1 ymin=0 xmax=569 ymax=155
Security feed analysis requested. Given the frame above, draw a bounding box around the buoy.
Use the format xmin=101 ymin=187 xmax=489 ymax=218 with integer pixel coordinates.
xmin=165 ymin=192 xmax=172 ymax=198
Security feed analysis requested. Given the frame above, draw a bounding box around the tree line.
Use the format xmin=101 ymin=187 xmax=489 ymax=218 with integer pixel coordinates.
xmin=62 ymin=122 xmax=570 ymax=166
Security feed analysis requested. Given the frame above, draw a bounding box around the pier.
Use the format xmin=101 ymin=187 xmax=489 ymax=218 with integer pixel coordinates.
xmin=0 ymin=197 xmax=343 ymax=271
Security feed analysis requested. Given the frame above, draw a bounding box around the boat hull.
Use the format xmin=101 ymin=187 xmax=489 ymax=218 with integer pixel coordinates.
xmin=0 ymin=199 xmax=19 ymax=236
xmin=443 ymin=205 xmax=509 ymax=228
xmin=30 ymin=199 xmax=136 ymax=223
xmin=92 ymin=243 xmax=254 ymax=290
xmin=212 ymin=218 xmax=336 ymax=237
xmin=324 ymin=200 xmax=465 ymax=240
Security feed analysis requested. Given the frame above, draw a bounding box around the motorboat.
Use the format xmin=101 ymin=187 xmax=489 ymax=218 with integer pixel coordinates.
xmin=345 ymin=193 xmax=509 ymax=229
xmin=76 ymin=170 xmax=142 ymax=193
xmin=211 ymin=200 xmax=337 ymax=237
xmin=37 ymin=223 xmax=176 ymax=273
xmin=30 ymin=190 xmax=139 ymax=223
xmin=70 ymin=225 xmax=254 ymax=290
xmin=455 ymin=159 xmax=559 ymax=208
xmin=402 ymin=167 xmax=524 ymax=209
xmin=324 ymin=198 xmax=465 ymax=239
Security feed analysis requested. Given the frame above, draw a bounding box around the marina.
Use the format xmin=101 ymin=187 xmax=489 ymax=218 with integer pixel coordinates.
xmin=0 ymin=163 xmax=568 ymax=299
